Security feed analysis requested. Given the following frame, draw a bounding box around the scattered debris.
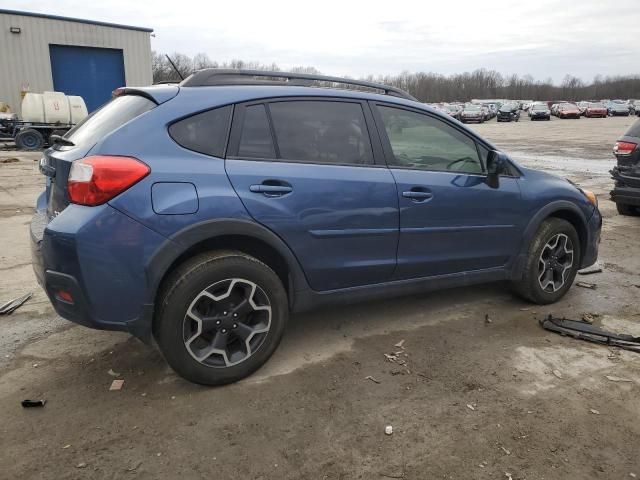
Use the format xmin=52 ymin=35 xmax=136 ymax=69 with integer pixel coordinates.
xmin=552 ymin=369 xmax=563 ymax=379
xmin=365 ymin=375 xmax=380 ymax=384
xmin=109 ymin=379 xmax=124 ymax=391
xmin=21 ymin=399 xmax=46 ymax=408
xmin=32 ymin=363 xmax=38 ymax=368
xmin=76 ymin=463 xmax=87 ymax=469
xmin=394 ymin=339 xmax=405 ymax=348
xmin=466 ymin=404 xmax=476 ymax=411
xmin=0 ymin=292 xmax=33 ymax=315
xmin=384 ymin=425 xmax=393 ymax=435
xmin=501 ymin=446 xmax=511 ymax=455
xmin=0 ymin=157 xmax=19 ymax=163
xmin=505 ymin=473 xmax=513 ymax=480
xmin=605 ymin=375 xmax=632 ymax=383
xmin=540 ymin=315 xmax=640 ymax=353
xmin=590 ymin=409 xmax=600 ymax=415
xmin=582 ymin=313 xmax=600 ymax=324
xmin=127 ymin=460 xmax=143 ymax=472
xmin=576 ymin=281 xmax=597 ymax=289
xmin=107 ymin=369 xmax=120 ymax=377
xmin=630 ymin=473 xmax=636 ymax=478
xmin=62 ymin=445 xmax=71 ymax=449
xmin=520 ymin=307 xmax=530 ymax=311
xmin=578 ymin=265 xmax=602 ymax=275
xmin=485 ymin=314 xmax=492 ymax=324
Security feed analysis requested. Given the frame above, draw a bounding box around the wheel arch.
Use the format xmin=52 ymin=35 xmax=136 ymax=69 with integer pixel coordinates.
xmin=146 ymin=219 xmax=310 ymax=317
xmin=511 ymin=201 xmax=590 ymax=279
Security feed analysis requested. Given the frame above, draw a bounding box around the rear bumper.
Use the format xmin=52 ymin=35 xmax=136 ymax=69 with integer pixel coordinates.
xmin=610 ymin=167 xmax=640 ymax=205
xmin=30 ymin=203 xmax=167 ymax=341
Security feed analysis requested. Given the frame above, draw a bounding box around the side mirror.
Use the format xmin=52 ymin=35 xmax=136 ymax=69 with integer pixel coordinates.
xmin=485 ymin=150 xmax=506 ymax=189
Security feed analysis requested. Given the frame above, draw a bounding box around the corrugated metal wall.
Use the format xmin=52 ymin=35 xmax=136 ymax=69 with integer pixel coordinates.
xmin=0 ymin=11 xmax=152 ymax=116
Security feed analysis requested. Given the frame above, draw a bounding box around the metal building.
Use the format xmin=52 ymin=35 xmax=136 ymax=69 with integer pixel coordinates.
xmin=0 ymin=9 xmax=153 ymax=114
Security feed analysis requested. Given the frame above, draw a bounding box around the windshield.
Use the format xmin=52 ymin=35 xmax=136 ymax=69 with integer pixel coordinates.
xmin=66 ymin=95 xmax=156 ymax=147
xmin=465 ymin=105 xmax=481 ymax=111
xmin=590 ymin=103 xmax=605 ymax=108
xmin=444 ymin=105 xmax=458 ymax=112
xmin=532 ymin=104 xmax=548 ymax=111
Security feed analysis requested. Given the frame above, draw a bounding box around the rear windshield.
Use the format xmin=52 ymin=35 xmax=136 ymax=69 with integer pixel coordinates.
xmin=65 ymin=95 xmax=156 ymax=147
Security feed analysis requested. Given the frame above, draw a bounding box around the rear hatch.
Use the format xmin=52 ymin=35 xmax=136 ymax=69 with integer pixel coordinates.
xmin=41 ymin=95 xmax=157 ymax=220
xmin=612 ymin=119 xmax=640 ymax=186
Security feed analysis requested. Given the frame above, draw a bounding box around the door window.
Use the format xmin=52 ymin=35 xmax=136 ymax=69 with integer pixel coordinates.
xmin=238 ymin=104 xmax=276 ymax=158
xmin=268 ymin=101 xmax=374 ymax=165
xmin=378 ymin=106 xmax=484 ymax=174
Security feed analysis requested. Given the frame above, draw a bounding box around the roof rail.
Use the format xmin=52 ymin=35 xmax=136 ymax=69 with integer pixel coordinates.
xmin=180 ymin=69 xmax=418 ymax=101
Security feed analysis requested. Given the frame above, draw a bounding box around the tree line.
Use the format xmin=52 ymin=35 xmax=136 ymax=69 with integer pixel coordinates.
xmin=152 ymin=51 xmax=640 ymax=102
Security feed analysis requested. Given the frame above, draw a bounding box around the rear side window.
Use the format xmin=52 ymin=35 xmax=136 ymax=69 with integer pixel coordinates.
xmin=238 ymin=105 xmax=275 ymax=158
xmin=624 ymin=118 xmax=640 ymax=138
xmin=66 ymin=95 xmax=155 ymax=147
xmin=268 ymin=101 xmax=373 ymax=165
xmin=169 ymin=105 xmax=232 ymax=157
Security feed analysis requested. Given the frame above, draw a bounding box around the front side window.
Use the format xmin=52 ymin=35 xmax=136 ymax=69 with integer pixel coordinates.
xmin=268 ymin=101 xmax=374 ymax=165
xmin=169 ymin=105 xmax=232 ymax=157
xmin=378 ymin=106 xmax=483 ymax=174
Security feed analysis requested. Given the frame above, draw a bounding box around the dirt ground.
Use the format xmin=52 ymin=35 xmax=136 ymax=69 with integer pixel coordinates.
xmin=1 ymin=114 xmax=639 ymax=480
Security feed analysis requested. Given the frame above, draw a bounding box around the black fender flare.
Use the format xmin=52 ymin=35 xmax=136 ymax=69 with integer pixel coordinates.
xmin=510 ymin=200 xmax=589 ymax=279
xmin=145 ymin=218 xmax=310 ymax=306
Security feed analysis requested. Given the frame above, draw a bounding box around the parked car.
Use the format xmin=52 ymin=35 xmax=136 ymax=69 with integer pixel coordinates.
xmin=442 ymin=104 xmax=462 ymax=120
xmin=610 ymin=118 xmax=640 ymax=215
xmin=31 ymin=70 xmax=601 ymax=385
xmin=557 ymin=104 xmax=581 ymax=119
xmin=497 ymin=103 xmax=520 ymax=122
xmin=460 ymin=104 xmax=485 ymax=123
xmin=584 ymin=102 xmax=608 ymax=118
xmin=607 ymin=102 xmax=630 ymax=116
xmin=577 ymin=101 xmax=590 ymax=116
xmin=529 ymin=103 xmax=551 ymax=121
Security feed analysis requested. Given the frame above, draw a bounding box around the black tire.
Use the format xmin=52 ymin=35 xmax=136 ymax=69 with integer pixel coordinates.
xmin=512 ymin=218 xmax=581 ymax=304
xmin=155 ymin=251 xmax=288 ymax=385
xmin=15 ymin=129 xmax=44 ymax=150
xmin=616 ymin=203 xmax=640 ymax=216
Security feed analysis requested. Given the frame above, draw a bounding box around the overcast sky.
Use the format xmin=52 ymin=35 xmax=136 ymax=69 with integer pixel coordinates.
xmin=6 ymin=0 xmax=640 ymax=83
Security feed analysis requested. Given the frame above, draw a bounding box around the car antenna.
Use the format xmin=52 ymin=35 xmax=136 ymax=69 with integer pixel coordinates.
xmin=165 ymin=54 xmax=185 ymax=81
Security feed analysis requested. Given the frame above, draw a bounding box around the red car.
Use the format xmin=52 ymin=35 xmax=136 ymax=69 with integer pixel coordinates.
xmin=557 ymin=104 xmax=581 ymax=119
xmin=585 ymin=103 xmax=608 ymax=118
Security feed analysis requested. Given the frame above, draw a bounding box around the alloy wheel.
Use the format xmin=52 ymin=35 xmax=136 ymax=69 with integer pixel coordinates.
xmin=537 ymin=233 xmax=574 ymax=293
xmin=183 ymin=278 xmax=271 ymax=367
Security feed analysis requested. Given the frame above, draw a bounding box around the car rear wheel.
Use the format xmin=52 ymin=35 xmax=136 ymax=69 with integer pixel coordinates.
xmin=512 ymin=218 xmax=580 ymax=304
xmin=616 ymin=203 xmax=640 ymax=216
xmin=155 ymin=251 xmax=288 ymax=385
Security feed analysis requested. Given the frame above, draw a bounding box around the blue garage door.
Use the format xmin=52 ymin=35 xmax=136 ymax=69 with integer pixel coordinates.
xmin=49 ymin=45 xmax=125 ymax=112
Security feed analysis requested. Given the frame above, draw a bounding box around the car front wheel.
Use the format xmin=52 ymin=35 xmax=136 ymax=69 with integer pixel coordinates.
xmin=512 ymin=218 xmax=581 ymax=304
xmin=155 ymin=251 xmax=288 ymax=385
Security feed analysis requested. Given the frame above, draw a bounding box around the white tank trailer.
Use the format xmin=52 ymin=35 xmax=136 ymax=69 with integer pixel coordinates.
xmin=0 ymin=92 xmax=88 ymax=150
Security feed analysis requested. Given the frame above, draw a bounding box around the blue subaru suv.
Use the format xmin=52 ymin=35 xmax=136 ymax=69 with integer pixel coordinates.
xmin=31 ymin=70 xmax=601 ymax=385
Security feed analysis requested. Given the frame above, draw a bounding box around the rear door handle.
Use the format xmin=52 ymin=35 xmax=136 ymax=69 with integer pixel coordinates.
xmin=402 ymin=190 xmax=433 ymax=201
xmin=249 ymin=182 xmax=293 ymax=196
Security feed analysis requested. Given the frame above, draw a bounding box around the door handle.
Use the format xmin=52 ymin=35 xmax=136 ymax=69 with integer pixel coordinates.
xmin=402 ymin=190 xmax=433 ymax=201
xmin=249 ymin=182 xmax=293 ymax=196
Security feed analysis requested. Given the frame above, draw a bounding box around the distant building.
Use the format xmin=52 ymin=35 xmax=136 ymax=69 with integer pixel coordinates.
xmin=0 ymin=9 xmax=153 ymax=114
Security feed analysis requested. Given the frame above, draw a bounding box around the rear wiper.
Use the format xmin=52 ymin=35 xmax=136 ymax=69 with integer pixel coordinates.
xmin=49 ymin=134 xmax=75 ymax=146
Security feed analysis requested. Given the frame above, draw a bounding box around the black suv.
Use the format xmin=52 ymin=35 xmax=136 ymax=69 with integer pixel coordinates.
xmin=611 ymin=119 xmax=640 ymax=215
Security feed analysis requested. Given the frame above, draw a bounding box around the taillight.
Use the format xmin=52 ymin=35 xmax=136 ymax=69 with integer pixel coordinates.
xmin=68 ymin=156 xmax=150 ymax=206
xmin=613 ymin=141 xmax=637 ymax=156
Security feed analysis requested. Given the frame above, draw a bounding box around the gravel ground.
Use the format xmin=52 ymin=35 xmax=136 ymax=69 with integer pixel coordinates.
xmin=1 ymin=114 xmax=639 ymax=480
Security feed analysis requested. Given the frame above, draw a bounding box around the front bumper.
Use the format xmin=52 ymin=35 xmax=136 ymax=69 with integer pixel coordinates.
xmin=581 ymin=207 xmax=602 ymax=269
xmin=30 ymin=203 xmax=167 ymax=341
